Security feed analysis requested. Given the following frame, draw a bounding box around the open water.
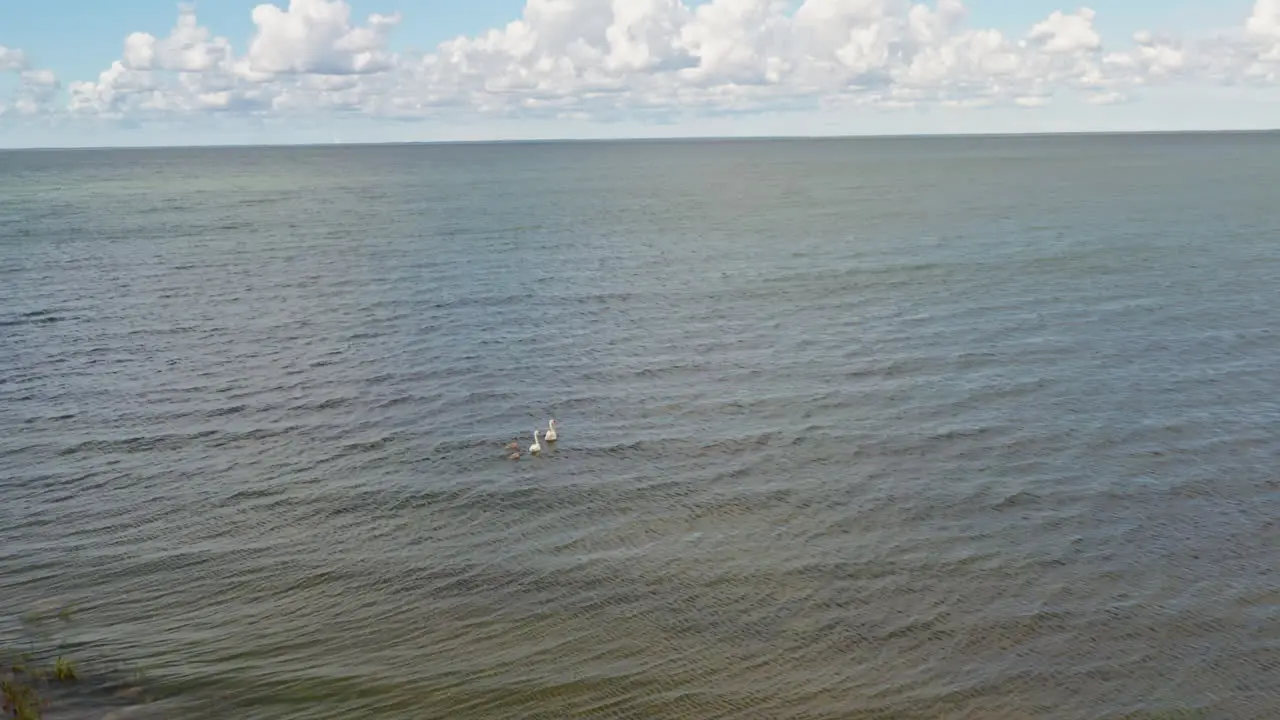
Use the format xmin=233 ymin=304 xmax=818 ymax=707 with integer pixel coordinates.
xmin=1 ymin=134 xmax=1277 ymax=719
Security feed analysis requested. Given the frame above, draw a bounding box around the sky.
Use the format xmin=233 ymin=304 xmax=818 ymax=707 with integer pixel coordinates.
xmin=0 ymin=0 xmax=1277 ymax=147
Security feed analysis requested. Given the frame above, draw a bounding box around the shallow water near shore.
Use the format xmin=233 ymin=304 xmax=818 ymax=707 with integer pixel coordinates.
xmin=1 ymin=134 xmax=1278 ymax=719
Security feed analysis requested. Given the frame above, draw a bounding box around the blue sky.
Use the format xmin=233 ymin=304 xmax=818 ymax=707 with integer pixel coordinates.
xmin=0 ymin=0 xmax=1274 ymax=147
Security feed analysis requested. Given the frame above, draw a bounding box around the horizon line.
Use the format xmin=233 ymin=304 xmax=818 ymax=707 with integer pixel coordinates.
xmin=3 ymin=126 xmax=1278 ymax=152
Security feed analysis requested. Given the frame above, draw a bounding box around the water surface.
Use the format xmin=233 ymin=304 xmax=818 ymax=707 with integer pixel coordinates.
xmin=1 ymin=134 xmax=1277 ymax=719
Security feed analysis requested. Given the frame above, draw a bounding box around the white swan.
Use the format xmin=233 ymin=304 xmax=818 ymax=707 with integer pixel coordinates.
xmin=529 ymin=429 xmax=542 ymax=455
xmin=544 ymin=419 xmax=558 ymax=442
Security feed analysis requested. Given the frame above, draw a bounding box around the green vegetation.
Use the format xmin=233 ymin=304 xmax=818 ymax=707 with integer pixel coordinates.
xmin=0 ymin=654 xmax=80 ymax=719
xmin=52 ymin=657 xmax=76 ymax=682
xmin=1 ymin=676 xmax=43 ymax=720
xmin=3 ymin=602 xmax=84 ymax=718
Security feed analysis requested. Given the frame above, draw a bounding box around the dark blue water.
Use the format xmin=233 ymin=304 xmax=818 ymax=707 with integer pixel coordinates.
xmin=1 ymin=134 xmax=1277 ymax=719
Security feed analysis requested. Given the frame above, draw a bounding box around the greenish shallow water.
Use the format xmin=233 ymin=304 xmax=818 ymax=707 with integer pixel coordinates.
xmin=1 ymin=134 xmax=1277 ymax=719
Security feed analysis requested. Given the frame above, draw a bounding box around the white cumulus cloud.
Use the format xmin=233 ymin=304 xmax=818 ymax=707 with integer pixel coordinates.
xmin=0 ymin=45 xmax=61 ymax=116
xmin=21 ymin=0 xmax=1280 ymax=128
xmin=1247 ymin=0 xmax=1280 ymax=39
xmin=247 ymin=0 xmax=401 ymax=74
xmin=1246 ymin=0 xmax=1280 ymax=62
xmin=1028 ymin=8 xmax=1101 ymax=54
xmin=123 ymin=4 xmax=235 ymax=73
xmin=0 ymin=45 xmax=28 ymax=71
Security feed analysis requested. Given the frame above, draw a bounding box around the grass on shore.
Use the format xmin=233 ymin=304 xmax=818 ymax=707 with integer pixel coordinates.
xmin=3 ymin=601 xmax=84 ymax=718
xmin=1 ymin=655 xmax=78 ymax=720
xmin=52 ymin=657 xmax=76 ymax=682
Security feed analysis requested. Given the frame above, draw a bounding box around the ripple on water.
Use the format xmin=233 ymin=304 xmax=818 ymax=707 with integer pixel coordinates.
xmin=2 ymin=136 xmax=1279 ymax=719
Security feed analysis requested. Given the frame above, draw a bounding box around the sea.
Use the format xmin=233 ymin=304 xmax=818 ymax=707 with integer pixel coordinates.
xmin=0 ymin=133 xmax=1277 ymax=720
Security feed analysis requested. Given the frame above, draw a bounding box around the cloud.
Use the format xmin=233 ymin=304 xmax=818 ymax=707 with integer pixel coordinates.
xmin=247 ymin=0 xmax=401 ymax=74
xmin=0 ymin=45 xmax=61 ymax=116
xmin=1028 ymin=8 xmax=1101 ymax=54
xmin=1248 ymin=0 xmax=1280 ymax=39
xmin=25 ymin=0 xmax=1280 ymax=128
xmin=0 ymin=45 xmax=28 ymax=71
xmin=123 ymin=4 xmax=235 ymax=73
xmin=67 ymin=0 xmax=400 ymax=118
xmin=1246 ymin=0 xmax=1280 ymax=61
xmin=1102 ymin=31 xmax=1186 ymax=81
